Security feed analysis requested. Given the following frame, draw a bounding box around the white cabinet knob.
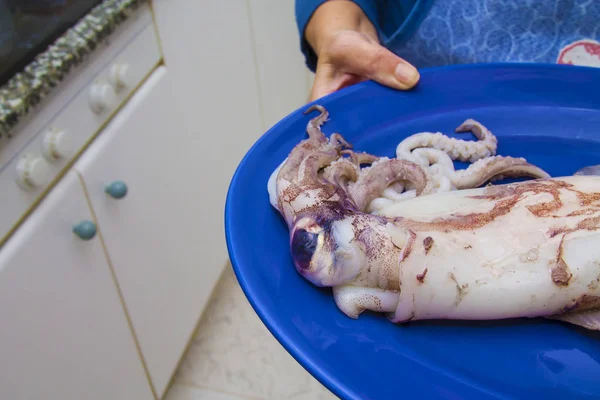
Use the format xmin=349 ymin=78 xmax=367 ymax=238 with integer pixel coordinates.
xmin=109 ymin=62 xmax=129 ymax=92
xmin=15 ymin=153 xmax=49 ymax=189
xmin=89 ymin=82 xmax=117 ymax=114
xmin=42 ymin=128 xmax=71 ymax=161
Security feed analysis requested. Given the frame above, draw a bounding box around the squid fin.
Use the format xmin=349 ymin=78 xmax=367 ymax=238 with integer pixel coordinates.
xmin=547 ymin=310 xmax=600 ymax=330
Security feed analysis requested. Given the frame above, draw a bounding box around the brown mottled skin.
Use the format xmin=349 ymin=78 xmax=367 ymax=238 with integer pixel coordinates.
xmin=448 ymin=272 xmax=470 ymax=306
xmin=551 ymin=235 xmax=572 ymax=286
xmin=558 ymin=294 xmax=600 ymax=314
xmin=392 ymin=179 xmax=600 ymax=236
xmin=423 ymin=236 xmax=434 ymax=254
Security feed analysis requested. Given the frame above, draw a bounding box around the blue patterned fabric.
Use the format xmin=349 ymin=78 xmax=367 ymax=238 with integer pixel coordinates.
xmin=295 ymin=0 xmax=600 ymax=70
xmin=388 ymin=0 xmax=600 ymax=68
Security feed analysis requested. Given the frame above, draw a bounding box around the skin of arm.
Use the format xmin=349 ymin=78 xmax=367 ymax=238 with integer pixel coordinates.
xmin=303 ymin=0 xmax=420 ymax=101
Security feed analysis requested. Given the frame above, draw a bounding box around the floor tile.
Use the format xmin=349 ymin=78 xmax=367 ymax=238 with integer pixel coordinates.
xmin=164 ymin=384 xmax=251 ymax=400
xmin=171 ymin=265 xmax=338 ymax=400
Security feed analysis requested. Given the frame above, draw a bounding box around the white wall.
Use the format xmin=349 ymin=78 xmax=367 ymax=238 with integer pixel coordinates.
xmin=247 ymin=0 xmax=312 ymax=130
xmin=151 ymin=0 xmax=311 ymax=270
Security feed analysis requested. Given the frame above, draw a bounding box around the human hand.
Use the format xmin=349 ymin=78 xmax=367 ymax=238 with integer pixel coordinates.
xmin=305 ymin=0 xmax=420 ymax=102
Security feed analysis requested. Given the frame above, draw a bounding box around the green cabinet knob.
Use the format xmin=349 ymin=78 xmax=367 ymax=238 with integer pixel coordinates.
xmin=105 ymin=180 xmax=128 ymax=199
xmin=73 ymin=220 xmax=97 ymax=240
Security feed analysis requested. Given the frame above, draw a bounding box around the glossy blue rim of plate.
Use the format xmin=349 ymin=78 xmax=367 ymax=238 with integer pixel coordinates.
xmin=224 ymin=63 xmax=600 ymax=400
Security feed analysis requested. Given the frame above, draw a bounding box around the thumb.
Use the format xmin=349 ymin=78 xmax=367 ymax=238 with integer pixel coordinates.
xmin=331 ymin=35 xmax=420 ymax=90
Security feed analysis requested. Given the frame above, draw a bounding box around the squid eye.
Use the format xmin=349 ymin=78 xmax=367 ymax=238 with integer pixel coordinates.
xmin=291 ymin=228 xmax=319 ymax=270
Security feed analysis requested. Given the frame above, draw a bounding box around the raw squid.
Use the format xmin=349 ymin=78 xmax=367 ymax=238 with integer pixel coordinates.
xmin=267 ymin=105 xmax=600 ymax=330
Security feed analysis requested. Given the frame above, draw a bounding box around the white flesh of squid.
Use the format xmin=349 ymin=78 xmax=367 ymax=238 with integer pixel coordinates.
xmin=267 ymin=157 xmax=287 ymax=210
xmin=335 ymin=176 xmax=600 ymax=329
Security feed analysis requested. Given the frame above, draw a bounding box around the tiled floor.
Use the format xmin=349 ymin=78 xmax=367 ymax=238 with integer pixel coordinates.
xmin=164 ymin=265 xmax=339 ymax=400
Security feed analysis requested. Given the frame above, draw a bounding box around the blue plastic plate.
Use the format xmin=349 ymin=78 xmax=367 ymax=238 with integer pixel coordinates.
xmin=225 ymin=64 xmax=600 ymax=400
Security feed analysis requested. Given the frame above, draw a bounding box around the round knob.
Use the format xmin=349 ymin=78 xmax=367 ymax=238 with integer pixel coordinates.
xmin=42 ymin=128 xmax=71 ymax=161
xmin=109 ymin=62 xmax=129 ymax=92
xmin=15 ymin=153 xmax=49 ymax=189
xmin=105 ymin=180 xmax=128 ymax=199
xmin=89 ymin=82 xmax=117 ymax=114
xmin=72 ymin=220 xmax=97 ymax=240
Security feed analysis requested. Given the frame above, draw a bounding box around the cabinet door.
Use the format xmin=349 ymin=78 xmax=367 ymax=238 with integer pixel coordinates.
xmin=0 ymin=171 xmax=153 ymax=400
xmin=74 ymin=66 xmax=227 ymax=397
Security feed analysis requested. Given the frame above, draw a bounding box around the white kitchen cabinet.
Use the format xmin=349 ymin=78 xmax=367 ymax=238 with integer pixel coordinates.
xmin=0 ymin=170 xmax=153 ymax=400
xmin=74 ymin=65 xmax=225 ymax=398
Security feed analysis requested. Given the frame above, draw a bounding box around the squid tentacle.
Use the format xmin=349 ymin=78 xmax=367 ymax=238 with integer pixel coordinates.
xmin=348 ymin=158 xmax=428 ymax=212
xmin=450 ymin=156 xmax=551 ymax=189
xmin=277 ymin=105 xmax=330 ymax=185
xmin=323 ymin=158 xmax=359 ymax=190
xmin=330 ymin=133 xmax=352 ymax=150
xmin=297 ymin=149 xmax=341 ymax=185
xmin=342 ymin=149 xmax=380 ymax=167
xmin=396 ymin=119 xmax=499 ymax=165
xmin=304 ymin=104 xmax=329 ymax=139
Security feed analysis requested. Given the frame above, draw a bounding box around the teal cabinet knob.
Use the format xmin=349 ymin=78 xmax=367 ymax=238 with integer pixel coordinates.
xmin=105 ymin=180 xmax=128 ymax=199
xmin=73 ymin=220 xmax=97 ymax=240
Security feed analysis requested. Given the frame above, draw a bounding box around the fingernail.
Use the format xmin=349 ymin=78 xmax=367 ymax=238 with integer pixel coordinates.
xmin=394 ymin=63 xmax=419 ymax=87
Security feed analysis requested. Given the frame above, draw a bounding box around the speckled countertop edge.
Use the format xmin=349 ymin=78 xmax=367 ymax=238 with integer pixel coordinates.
xmin=0 ymin=0 xmax=145 ymax=140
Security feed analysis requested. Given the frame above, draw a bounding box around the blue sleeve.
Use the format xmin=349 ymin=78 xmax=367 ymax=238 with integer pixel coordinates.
xmin=294 ymin=0 xmax=384 ymax=72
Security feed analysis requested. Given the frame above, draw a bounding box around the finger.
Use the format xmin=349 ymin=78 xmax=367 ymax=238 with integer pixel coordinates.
xmin=330 ymin=36 xmax=420 ymax=90
xmin=309 ymin=73 xmax=364 ymax=102
xmin=309 ymin=65 xmax=335 ymax=102
xmin=309 ymin=64 xmax=365 ymax=102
